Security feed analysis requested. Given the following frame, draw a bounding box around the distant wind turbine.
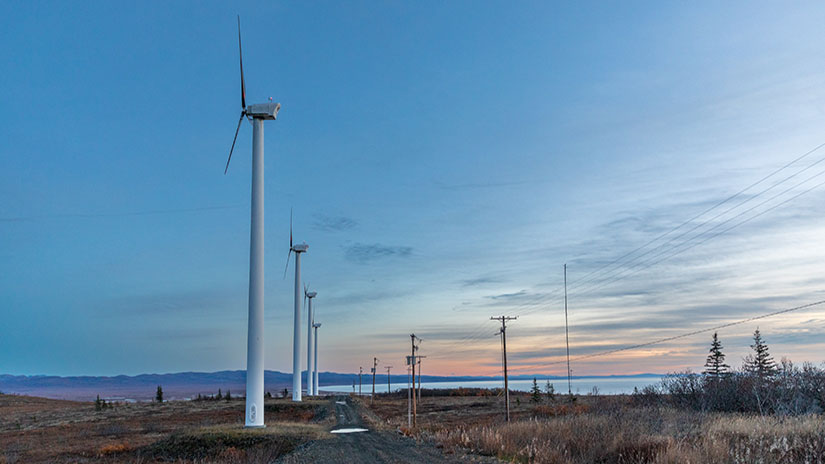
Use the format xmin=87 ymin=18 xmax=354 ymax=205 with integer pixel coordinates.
xmin=283 ymin=212 xmax=308 ymax=401
xmin=223 ymin=16 xmax=280 ymax=428
xmin=313 ymin=322 xmax=321 ymax=395
xmin=304 ymin=285 xmax=317 ymax=396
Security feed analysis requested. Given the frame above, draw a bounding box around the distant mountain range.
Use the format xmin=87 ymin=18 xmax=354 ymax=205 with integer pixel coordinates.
xmin=0 ymin=371 xmax=661 ymax=401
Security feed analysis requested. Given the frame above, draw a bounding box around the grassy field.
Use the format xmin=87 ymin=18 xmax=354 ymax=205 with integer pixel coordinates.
xmin=0 ymin=393 xmax=333 ymax=463
xmin=365 ymin=391 xmax=825 ymax=463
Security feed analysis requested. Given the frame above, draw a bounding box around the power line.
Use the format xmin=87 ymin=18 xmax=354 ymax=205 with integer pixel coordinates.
xmin=0 ymin=204 xmax=244 ymax=222
xmin=512 ymin=163 xmax=825 ymax=321
xmin=558 ymin=171 xmax=825 ymax=303
xmin=432 ymin=141 xmax=825 ymax=355
xmin=508 ymin=297 xmax=825 ymax=373
xmin=559 ymin=141 xmax=825 ymax=296
xmin=472 ymin=141 xmax=825 ymax=322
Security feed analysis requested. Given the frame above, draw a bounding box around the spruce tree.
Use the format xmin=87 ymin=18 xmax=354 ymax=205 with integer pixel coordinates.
xmin=156 ymin=385 xmax=163 ymax=403
xmin=744 ymin=328 xmax=778 ymax=378
xmin=225 ymin=389 xmax=231 ymax=401
xmin=216 ymin=388 xmax=223 ymax=400
xmin=703 ymin=332 xmax=730 ymax=378
xmin=544 ymin=380 xmax=556 ymax=402
xmin=530 ymin=378 xmax=542 ymax=403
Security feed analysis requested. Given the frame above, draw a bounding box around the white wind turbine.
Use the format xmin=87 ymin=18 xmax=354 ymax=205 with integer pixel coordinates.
xmin=313 ymin=321 xmax=321 ymax=395
xmin=283 ymin=212 xmax=308 ymax=401
xmin=223 ymin=16 xmax=280 ymax=428
xmin=304 ymin=285 xmax=317 ymax=396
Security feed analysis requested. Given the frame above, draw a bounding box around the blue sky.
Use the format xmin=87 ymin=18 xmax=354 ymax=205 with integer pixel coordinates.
xmin=3 ymin=1 xmax=825 ymax=377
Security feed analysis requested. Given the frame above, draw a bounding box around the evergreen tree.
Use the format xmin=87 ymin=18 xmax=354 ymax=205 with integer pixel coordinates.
xmin=225 ymin=389 xmax=231 ymax=401
xmin=530 ymin=378 xmax=542 ymax=403
xmin=703 ymin=332 xmax=730 ymax=378
xmin=744 ymin=328 xmax=778 ymax=378
xmin=156 ymin=385 xmax=163 ymax=403
xmin=216 ymin=388 xmax=223 ymax=400
xmin=95 ymin=394 xmax=103 ymax=411
xmin=544 ymin=380 xmax=556 ymax=402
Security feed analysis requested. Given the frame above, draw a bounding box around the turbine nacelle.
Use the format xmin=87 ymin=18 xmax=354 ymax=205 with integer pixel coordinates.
xmin=313 ymin=322 xmax=321 ymax=329
xmin=291 ymin=243 xmax=309 ymax=253
xmin=306 ymin=291 xmax=317 ymax=299
xmin=246 ymin=102 xmax=281 ymax=120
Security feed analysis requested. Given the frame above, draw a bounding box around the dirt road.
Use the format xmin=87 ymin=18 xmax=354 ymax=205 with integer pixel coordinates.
xmin=276 ymin=396 xmax=498 ymax=464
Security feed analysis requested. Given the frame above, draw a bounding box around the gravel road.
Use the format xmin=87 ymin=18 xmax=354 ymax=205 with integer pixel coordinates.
xmin=275 ymin=396 xmax=498 ymax=464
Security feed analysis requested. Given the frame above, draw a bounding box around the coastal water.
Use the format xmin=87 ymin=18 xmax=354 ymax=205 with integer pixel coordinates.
xmin=323 ymin=375 xmax=662 ymax=395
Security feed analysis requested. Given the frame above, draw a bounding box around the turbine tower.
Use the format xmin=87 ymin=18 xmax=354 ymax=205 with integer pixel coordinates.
xmin=224 ymin=16 xmax=280 ymax=428
xmin=304 ymin=286 xmax=317 ymax=396
xmin=313 ymin=322 xmax=321 ymax=395
xmin=283 ymin=214 xmax=308 ymax=401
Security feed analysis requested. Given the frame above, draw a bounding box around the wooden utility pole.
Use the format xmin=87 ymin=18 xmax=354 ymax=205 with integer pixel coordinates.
xmin=491 ymin=316 xmax=517 ymax=422
xmin=371 ymin=357 xmax=378 ymax=403
xmin=385 ymin=365 xmax=392 ymax=393
xmin=406 ymin=364 xmax=411 ymax=428
xmin=409 ymin=333 xmax=420 ymax=427
xmin=358 ymin=366 xmax=363 ymax=396
xmin=417 ymin=355 xmax=427 ymax=405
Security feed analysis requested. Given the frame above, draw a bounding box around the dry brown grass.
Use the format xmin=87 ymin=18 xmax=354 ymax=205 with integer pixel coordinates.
xmin=366 ymin=394 xmax=825 ymax=463
xmin=0 ymin=394 xmax=332 ymax=463
xmin=434 ymin=408 xmax=825 ymax=463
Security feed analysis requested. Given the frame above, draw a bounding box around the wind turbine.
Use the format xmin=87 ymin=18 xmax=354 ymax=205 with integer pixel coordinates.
xmin=284 ymin=213 xmax=308 ymax=401
xmin=304 ymin=285 xmax=317 ymax=396
xmin=313 ymin=322 xmax=321 ymax=395
xmin=224 ymin=16 xmax=280 ymax=428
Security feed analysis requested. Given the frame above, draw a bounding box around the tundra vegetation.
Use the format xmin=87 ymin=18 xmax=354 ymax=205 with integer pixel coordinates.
xmin=367 ymin=329 xmax=825 ymax=463
xmin=0 ymin=394 xmax=332 ymax=463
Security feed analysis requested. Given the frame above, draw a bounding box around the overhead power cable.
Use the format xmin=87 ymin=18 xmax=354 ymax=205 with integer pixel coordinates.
xmin=508 ymin=297 xmax=825 ymax=373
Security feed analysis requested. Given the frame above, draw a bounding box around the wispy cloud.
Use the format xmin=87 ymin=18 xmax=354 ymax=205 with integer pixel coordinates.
xmin=460 ymin=276 xmax=506 ymax=287
xmin=313 ymin=214 xmax=358 ymax=232
xmin=344 ymin=243 xmax=413 ymax=263
xmin=434 ymin=179 xmax=542 ymax=191
xmin=325 ymin=288 xmax=410 ymax=307
xmin=100 ymin=288 xmax=237 ymax=317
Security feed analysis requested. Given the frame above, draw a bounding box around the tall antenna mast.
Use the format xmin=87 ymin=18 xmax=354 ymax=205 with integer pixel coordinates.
xmin=564 ymin=263 xmax=572 ymax=396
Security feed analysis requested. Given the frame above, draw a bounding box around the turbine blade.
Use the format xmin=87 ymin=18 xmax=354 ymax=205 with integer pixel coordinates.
xmin=289 ymin=208 xmax=293 ymax=248
xmin=224 ymin=112 xmax=244 ymax=174
xmin=283 ymin=249 xmax=292 ymax=279
xmin=237 ymin=15 xmax=246 ymax=109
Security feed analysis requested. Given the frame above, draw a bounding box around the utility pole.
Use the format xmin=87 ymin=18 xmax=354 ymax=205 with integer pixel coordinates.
xmin=406 ymin=364 xmax=411 ymax=428
xmin=385 ymin=366 xmax=392 ymax=393
xmin=358 ymin=366 xmax=363 ymax=396
xmin=417 ymin=355 xmax=427 ymax=405
xmin=564 ymin=263 xmax=572 ymax=397
xmin=492 ymin=316 xmax=517 ymax=422
xmin=371 ymin=357 xmax=378 ymax=403
xmin=409 ymin=334 xmax=420 ymax=427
